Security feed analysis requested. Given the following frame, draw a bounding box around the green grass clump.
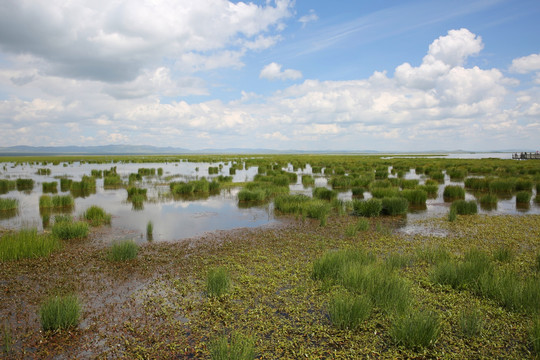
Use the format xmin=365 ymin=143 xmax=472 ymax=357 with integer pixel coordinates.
xmin=146 ymin=221 xmax=153 ymax=239
xmin=60 ymin=178 xmax=73 ymax=192
xmin=345 ymin=218 xmax=370 ymax=236
xmin=83 ymin=205 xmax=111 ymax=226
xmin=384 ymin=253 xmax=413 ymax=270
xmin=70 ymin=176 xmax=96 ymax=197
xmin=39 ymin=294 xmax=81 ymax=331
xmin=108 ymin=240 xmax=139 ymax=261
xmin=464 ymin=177 xmax=489 ymax=191
xmin=41 ymin=195 xmax=74 ymax=209
xmin=328 ymin=292 xmax=372 ymax=330
xmin=443 ymin=185 xmax=465 ymax=201
xmin=493 ymin=245 xmax=513 ymax=263
xmin=237 ymin=188 xmax=266 ymax=202
xmin=370 ymin=187 xmax=400 ymax=199
xmin=42 ymin=181 xmax=58 ymax=193
xmin=516 ymin=191 xmax=531 ymax=204
xmin=274 ymin=194 xmax=310 ymax=214
xmin=2 ymin=320 xmax=11 ymax=354
xmin=0 ymin=228 xmax=60 ymax=261
xmin=418 ymin=184 xmax=439 ymax=198
xmin=479 ymin=193 xmax=497 ymax=207
xmin=351 ymin=186 xmax=366 ymax=197
xmin=381 ymin=197 xmax=408 ymax=216
xmin=51 ymin=220 xmax=89 ymax=240
xmin=450 ymin=200 xmax=478 ymax=215
xmin=515 ymin=178 xmax=533 ymax=191
xmin=0 ymin=198 xmax=18 ymax=211
xmin=209 ymin=332 xmax=255 ymax=360
xmin=312 ymin=249 xmax=376 ymax=282
xmin=301 ymin=175 xmax=315 ymax=187
xmin=531 ymin=318 xmax=540 ymax=355
xmin=400 ymin=179 xmax=419 ymax=189
xmin=431 ymin=249 xmax=492 ymax=290
xmin=458 ymin=308 xmax=483 ymax=338
xmin=104 ymin=175 xmax=123 ymax=187
xmin=39 ymin=195 xmax=52 ymax=208
xmin=312 ymin=187 xmax=337 ymax=201
xmin=400 ymin=189 xmax=427 ymax=205
xmin=415 ymin=245 xmax=451 ymax=265
xmin=0 ymin=180 xmax=16 ymax=195
xmin=429 ymin=171 xmax=445 ymax=183
xmin=207 ymin=267 xmax=231 ymax=298
xmin=352 ymin=198 xmax=382 ymax=217
xmin=489 ymin=179 xmax=515 ymax=194
xmin=391 ymin=310 xmax=440 ymax=349
xmin=16 ymin=178 xmax=34 ymax=191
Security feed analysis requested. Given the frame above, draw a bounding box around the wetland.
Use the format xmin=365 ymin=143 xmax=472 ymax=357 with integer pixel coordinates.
xmin=1 ymin=153 xmax=540 ymax=358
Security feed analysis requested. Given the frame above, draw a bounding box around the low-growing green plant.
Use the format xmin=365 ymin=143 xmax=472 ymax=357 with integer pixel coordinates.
xmin=0 ymin=198 xmax=18 ymax=212
xmin=207 ymin=267 xmax=231 ymax=297
xmin=104 ymin=175 xmax=123 ymax=187
xmin=516 ymin=191 xmax=531 ymax=204
xmin=238 ymin=188 xmax=266 ymax=202
xmin=531 ymin=318 xmax=540 ymax=355
xmin=418 ymin=184 xmax=438 ymax=198
xmin=60 ymin=178 xmax=73 ymax=192
xmin=312 ymin=187 xmax=337 ymax=201
xmin=0 ymin=179 xmax=16 ymax=194
xmin=312 ymin=249 xmax=375 ymax=282
xmin=42 ymin=181 xmax=58 ymax=193
xmin=464 ymin=177 xmax=489 ymax=191
xmin=274 ymin=194 xmax=310 ymax=214
xmin=2 ymin=320 xmax=11 ymax=354
xmin=450 ymin=200 xmax=477 ymax=215
xmin=416 ymin=245 xmax=451 ymax=265
xmin=370 ymin=187 xmax=400 ymax=199
xmin=209 ymin=332 xmax=255 ymax=360
xmin=384 ymin=253 xmax=412 ymax=270
xmin=448 ymin=207 xmax=457 ymax=222
xmin=39 ymin=294 xmax=81 ymax=331
xmin=345 ymin=218 xmax=370 ymax=236
xmin=489 ymin=178 xmax=515 ymax=194
xmin=108 ymin=239 xmax=139 ymax=261
xmin=304 ymin=199 xmax=331 ymax=226
xmin=301 ymin=175 xmax=315 ymax=187
xmin=493 ymin=245 xmax=513 ymax=263
xmin=328 ymin=292 xmax=372 ymax=330
xmin=352 ymin=198 xmax=382 ymax=217
xmin=146 ymin=221 xmax=153 ymax=239
xmin=83 ymin=205 xmax=111 ymax=226
xmin=351 ymin=186 xmax=366 ymax=197
xmin=391 ymin=310 xmax=440 ymax=349
xmin=400 ymin=179 xmax=419 ymax=189
xmin=443 ymin=185 xmax=465 ymax=201
xmin=479 ymin=193 xmax=497 ymax=207
xmin=400 ymin=189 xmax=427 ymax=206
xmin=381 ymin=197 xmax=408 ymax=216
xmin=0 ymin=228 xmax=60 ymax=261
xmin=458 ymin=308 xmax=483 ymax=338
xmin=16 ymin=178 xmax=34 ymax=191
xmin=52 ymin=220 xmax=89 ymax=240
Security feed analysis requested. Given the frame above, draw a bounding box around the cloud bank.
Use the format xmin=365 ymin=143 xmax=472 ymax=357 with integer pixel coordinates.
xmin=0 ymin=1 xmax=538 ymax=151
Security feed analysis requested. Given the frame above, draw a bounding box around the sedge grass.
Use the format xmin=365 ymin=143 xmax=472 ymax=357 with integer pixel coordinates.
xmin=42 ymin=181 xmax=58 ymax=193
xmin=0 ymin=179 xmax=16 ymax=194
xmin=328 ymin=292 xmax=372 ymax=330
xmin=209 ymin=332 xmax=255 ymax=360
xmin=381 ymin=197 xmax=408 ymax=216
xmin=312 ymin=249 xmax=376 ymax=282
xmin=108 ymin=240 xmax=139 ymax=261
xmin=0 ymin=228 xmax=60 ymax=261
xmin=83 ymin=205 xmax=111 ymax=226
xmin=458 ymin=308 xmax=483 ymax=338
xmin=391 ymin=309 xmax=440 ymax=349
xmin=146 ymin=221 xmax=153 ymax=240
xmin=16 ymin=178 xmax=34 ymax=191
xmin=0 ymin=198 xmax=18 ymax=212
xmin=312 ymin=187 xmax=337 ymax=201
xmin=2 ymin=320 xmax=11 ymax=354
xmin=400 ymin=189 xmax=427 ymax=205
xmin=52 ymin=220 xmax=89 ymax=240
xmin=207 ymin=267 xmax=231 ymax=298
xmin=39 ymin=294 xmax=81 ymax=331
xmin=352 ymin=198 xmax=382 ymax=217
xmin=450 ymin=200 xmax=478 ymax=215
xmin=531 ymin=318 xmax=540 ymax=355
xmin=443 ymin=185 xmax=465 ymax=201
xmin=516 ymin=191 xmax=532 ymax=204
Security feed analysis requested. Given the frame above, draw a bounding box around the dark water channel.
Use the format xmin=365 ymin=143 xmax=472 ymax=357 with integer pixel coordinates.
xmin=0 ymin=158 xmax=539 ymax=242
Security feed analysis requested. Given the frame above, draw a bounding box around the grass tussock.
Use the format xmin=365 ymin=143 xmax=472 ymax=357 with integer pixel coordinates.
xmin=381 ymin=197 xmax=408 ymax=216
xmin=400 ymin=189 xmax=427 ymax=205
xmin=16 ymin=178 xmax=34 ymax=191
xmin=209 ymin=332 xmax=255 ymax=360
xmin=0 ymin=198 xmax=18 ymax=212
xmin=0 ymin=228 xmax=60 ymax=261
xmin=39 ymin=294 xmax=81 ymax=331
xmin=42 ymin=181 xmax=58 ymax=193
xmin=83 ymin=205 xmax=111 ymax=226
xmin=516 ymin=191 xmax=532 ymax=204
xmin=108 ymin=240 xmax=139 ymax=261
xmin=443 ymin=185 xmax=465 ymax=201
xmin=0 ymin=179 xmax=16 ymax=194
xmin=352 ymin=198 xmax=382 ymax=217
xmin=458 ymin=308 xmax=483 ymax=338
xmin=51 ymin=218 xmax=89 ymax=240
xmin=207 ymin=267 xmax=231 ymax=298
xmin=391 ymin=309 xmax=440 ymax=349
xmin=450 ymin=200 xmax=478 ymax=215
xmin=531 ymin=318 xmax=540 ymax=355
xmin=328 ymin=292 xmax=372 ymax=330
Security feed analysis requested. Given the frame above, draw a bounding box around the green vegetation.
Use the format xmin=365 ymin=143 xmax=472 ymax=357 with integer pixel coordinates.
xmin=0 ymin=198 xmax=18 ymax=212
xmin=39 ymin=195 xmax=74 ymax=209
xmin=108 ymin=240 xmax=139 ymax=261
xmin=16 ymin=178 xmax=34 ymax=191
xmin=531 ymin=318 xmax=540 ymax=355
xmin=516 ymin=191 xmax=532 ymax=204
xmin=2 ymin=320 xmax=11 ymax=354
xmin=0 ymin=228 xmax=60 ymax=261
xmin=0 ymin=179 xmax=16 ymax=194
xmin=328 ymin=292 xmax=372 ymax=330
xmin=51 ymin=218 xmax=89 ymax=240
xmin=147 ymin=221 xmax=153 ymax=239
xmin=209 ymin=332 xmax=255 ymax=360
xmin=70 ymin=175 xmax=96 ymax=197
xmin=83 ymin=205 xmax=111 ymax=226
xmin=39 ymin=294 xmax=81 ymax=331
xmin=400 ymin=189 xmax=427 ymax=206
xmin=345 ymin=218 xmax=370 ymax=236
xmin=42 ymin=181 xmax=58 ymax=193
xmin=391 ymin=310 xmax=440 ymax=349
xmin=37 ymin=168 xmax=51 ymax=176
xmin=312 ymin=187 xmax=337 ymax=201
xmin=353 ymin=198 xmax=382 ymax=217
xmin=381 ymin=197 xmax=408 ymax=216
xmin=450 ymin=200 xmax=478 ymax=215
xmin=104 ymin=175 xmax=123 ymax=187
xmin=206 ymin=267 xmax=231 ymax=298
xmin=60 ymin=178 xmax=73 ymax=192
xmin=301 ymin=175 xmax=315 ymax=187
xmin=443 ymin=185 xmax=465 ymax=201
xmin=458 ymin=308 xmax=483 ymax=338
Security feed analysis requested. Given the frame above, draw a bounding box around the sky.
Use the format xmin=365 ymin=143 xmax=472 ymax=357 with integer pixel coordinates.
xmin=0 ymin=0 xmax=539 ymax=152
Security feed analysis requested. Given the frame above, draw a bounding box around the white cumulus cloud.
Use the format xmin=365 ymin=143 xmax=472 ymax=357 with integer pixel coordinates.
xmin=510 ymin=53 xmax=540 ymax=74
xmin=260 ymin=62 xmax=302 ymax=81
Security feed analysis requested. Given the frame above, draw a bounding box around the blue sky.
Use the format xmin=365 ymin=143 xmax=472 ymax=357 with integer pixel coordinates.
xmin=0 ymin=0 xmax=539 ymax=151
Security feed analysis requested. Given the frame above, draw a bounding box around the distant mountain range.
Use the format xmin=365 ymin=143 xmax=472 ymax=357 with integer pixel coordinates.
xmin=0 ymin=145 xmax=519 ymax=156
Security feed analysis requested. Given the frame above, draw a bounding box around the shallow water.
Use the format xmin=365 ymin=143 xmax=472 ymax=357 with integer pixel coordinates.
xmin=0 ymin=160 xmax=539 ymax=241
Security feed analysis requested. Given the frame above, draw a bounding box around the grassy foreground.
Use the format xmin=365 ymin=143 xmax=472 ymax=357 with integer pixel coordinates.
xmin=1 ymin=213 xmax=540 ymax=358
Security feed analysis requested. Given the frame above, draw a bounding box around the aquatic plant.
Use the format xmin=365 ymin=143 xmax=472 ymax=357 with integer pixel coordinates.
xmin=60 ymin=178 xmax=72 ymax=192
xmin=16 ymin=178 xmax=34 ymax=191
xmin=0 ymin=179 xmax=16 ymax=194
xmin=108 ymin=239 xmax=138 ymax=261
xmin=39 ymin=294 xmax=81 ymax=331
xmin=83 ymin=205 xmax=111 ymax=226
xmin=304 ymin=199 xmax=332 ymax=226
xmin=206 ymin=267 xmax=231 ymax=298
xmin=458 ymin=308 xmax=483 ymax=338
xmin=52 ymin=220 xmax=89 ymax=240
xmin=312 ymin=187 xmax=337 ymax=201
xmin=443 ymin=185 xmax=465 ymax=201
xmin=138 ymin=168 xmax=156 ymax=176
xmin=381 ymin=197 xmax=408 ymax=216
xmin=209 ymin=332 xmax=255 ymax=360
xmin=301 ymin=175 xmax=315 ymax=187
xmin=2 ymin=320 xmax=11 ymax=354
xmin=464 ymin=177 xmax=489 ymax=191
xmin=0 ymin=198 xmax=18 ymax=212
xmin=104 ymin=175 xmax=123 ymax=187
xmin=531 ymin=318 xmax=540 ymax=355
xmin=0 ymin=228 xmax=60 ymax=261
xmin=400 ymin=179 xmax=419 ymax=189
xmin=450 ymin=200 xmax=477 ymax=215
xmin=91 ymin=169 xmax=103 ymax=178
xmin=416 ymin=245 xmax=451 ymax=265
xmin=370 ymin=187 xmax=400 ymax=199
xmin=37 ymin=168 xmax=51 ymax=176
xmin=328 ymin=292 xmax=372 ymax=330
xmin=42 ymin=181 xmax=58 ymax=193
xmin=237 ymin=189 xmax=266 ymax=202
xmin=400 ymin=189 xmax=427 ymax=206
xmin=146 ymin=221 xmax=153 ymax=240
xmin=312 ymin=249 xmax=376 ymax=282
xmin=488 ymin=179 xmax=515 ymax=194
xmin=479 ymin=193 xmax=497 ymax=207
xmin=516 ymin=191 xmax=531 ymax=204
xmin=391 ymin=309 xmax=440 ymax=349
xmin=493 ymin=245 xmax=513 ymax=263
xmin=352 ymin=198 xmax=382 ymax=217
